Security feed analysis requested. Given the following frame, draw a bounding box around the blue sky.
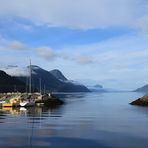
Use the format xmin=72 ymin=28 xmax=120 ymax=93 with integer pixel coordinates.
xmin=0 ymin=0 xmax=148 ymax=90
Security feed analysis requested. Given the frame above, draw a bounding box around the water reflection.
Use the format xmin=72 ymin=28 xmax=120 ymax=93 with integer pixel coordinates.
xmin=0 ymin=105 xmax=63 ymax=117
xmin=1 ymin=92 xmax=148 ymax=148
xmin=0 ymin=105 xmax=64 ymax=148
xmin=54 ymin=92 xmax=88 ymax=100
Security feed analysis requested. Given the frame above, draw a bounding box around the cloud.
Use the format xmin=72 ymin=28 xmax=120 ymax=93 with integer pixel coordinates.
xmin=59 ymin=51 xmax=95 ymax=65
xmin=1 ymin=33 xmax=148 ymax=89
xmin=0 ymin=36 xmax=27 ymax=51
xmin=1 ymin=66 xmax=29 ymax=76
xmin=16 ymin=22 xmax=33 ymax=31
xmin=136 ymin=15 xmax=148 ymax=37
xmin=0 ymin=0 xmax=146 ymax=29
xmin=35 ymin=46 xmax=57 ymax=60
xmin=56 ymin=34 xmax=148 ymax=87
xmin=75 ymin=56 xmax=94 ymax=65
xmin=8 ymin=40 xmax=26 ymax=50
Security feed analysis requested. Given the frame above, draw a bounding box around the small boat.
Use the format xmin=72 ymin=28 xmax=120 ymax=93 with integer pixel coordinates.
xmin=20 ymin=100 xmax=35 ymax=107
xmin=2 ymin=103 xmax=14 ymax=107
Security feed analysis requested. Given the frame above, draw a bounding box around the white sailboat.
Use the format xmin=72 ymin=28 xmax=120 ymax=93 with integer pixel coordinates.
xmin=20 ymin=100 xmax=35 ymax=107
xmin=20 ymin=60 xmax=35 ymax=107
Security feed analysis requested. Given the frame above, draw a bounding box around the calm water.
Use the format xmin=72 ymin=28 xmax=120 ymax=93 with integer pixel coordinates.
xmin=0 ymin=92 xmax=148 ymax=148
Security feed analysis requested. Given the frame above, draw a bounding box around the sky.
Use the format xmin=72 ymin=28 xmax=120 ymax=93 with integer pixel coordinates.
xmin=0 ymin=0 xmax=148 ymax=90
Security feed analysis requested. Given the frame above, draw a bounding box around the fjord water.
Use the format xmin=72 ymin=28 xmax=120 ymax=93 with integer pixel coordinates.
xmin=0 ymin=92 xmax=148 ymax=148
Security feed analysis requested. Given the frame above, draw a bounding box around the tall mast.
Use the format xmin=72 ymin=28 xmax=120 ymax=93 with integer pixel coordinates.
xmin=39 ymin=78 xmax=42 ymax=94
xmin=44 ymin=85 xmax=46 ymax=94
xmin=29 ymin=59 xmax=32 ymax=93
xmin=26 ymin=77 xmax=28 ymax=93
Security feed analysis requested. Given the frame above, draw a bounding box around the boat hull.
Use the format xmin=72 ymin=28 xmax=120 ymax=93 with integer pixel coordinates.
xmin=2 ymin=103 xmax=19 ymax=107
xmin=20 ymin=101 xmax=35 ymax=107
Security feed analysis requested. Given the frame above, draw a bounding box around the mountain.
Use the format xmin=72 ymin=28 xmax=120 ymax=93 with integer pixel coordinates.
xmin=50 ymin=69 xmax=68 ymax=81
xmin=88 ymin=85 xmax=107 ymax=92
xmin=93 ymin=84 xmax=103 ymax=88
xmin=0 ymin=70 xmax=26 ymax=93
xmin=16 ymin=65 xmax=90 ymax=92
xmin=135 ymin=84 xmax=148 ymax=92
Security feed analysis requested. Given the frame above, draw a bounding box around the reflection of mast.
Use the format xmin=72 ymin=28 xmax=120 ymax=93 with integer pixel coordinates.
xmin=29 ymin=111 xmax=34 ymax=148
xmin=29 ymin=59 xmax=32 ymax=93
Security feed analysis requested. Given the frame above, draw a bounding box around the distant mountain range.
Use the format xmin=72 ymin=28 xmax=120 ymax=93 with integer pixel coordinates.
xmin=87 ymin=84 xmax=106 ymax=92
xmin=0 ymin=67 xmax=90 ymax=93
xmin=135 ymin=84 xmax=148 ymax=92
xmin=93 ymin=84 xmax=103 ymax=88
xmin=3 ymin=65 xmax=141 ymax=93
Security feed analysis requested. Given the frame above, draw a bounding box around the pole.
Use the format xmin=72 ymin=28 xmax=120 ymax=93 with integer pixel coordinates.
xmin=26 ymin=77 xmax=28 ymax=93
xmin=39 ymin=78 xmax=42 ymax=94
xmin=29 ymin=59 xmax=32 ymax=93
xmin=44 ymin=85 xmax=46 ymax=94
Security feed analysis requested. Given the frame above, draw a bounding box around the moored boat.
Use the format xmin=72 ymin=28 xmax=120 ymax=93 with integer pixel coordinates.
xmin=20 ymin=100 xmax=35 ymax=107
xmin=2 ymin=103 xmax=15 ymax=107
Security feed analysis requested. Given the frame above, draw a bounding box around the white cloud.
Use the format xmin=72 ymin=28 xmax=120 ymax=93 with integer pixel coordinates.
xmin=0 ymin=34 xmax=148 ymax=89
xmin=35 ymin=46 xmax=57 ymax=60
xmin=0 ymin=36 xmax=27 ymax=50
xmin=75 ymin=56 xmax=94 ymax=65
xmin=8 ymin=40 xmax=26 ymax=50
xmin=53 ymin=34 xmax=148 ymax=89
xmin=16 ymin=22 xmax=33 ymax=31
xmin=136 ymin=15 xmax=148 ymax=37
xmin=0 ymin=0 xmax=146 ymax=29
xmin=1 ymin=66 xmax=29 ymax=76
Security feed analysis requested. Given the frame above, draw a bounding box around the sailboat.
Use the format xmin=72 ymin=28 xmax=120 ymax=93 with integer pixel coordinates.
xmin=20 ymin=99 xmax=35 ymax=107
xmin=20 ymin=60 xmax=35 ymax=107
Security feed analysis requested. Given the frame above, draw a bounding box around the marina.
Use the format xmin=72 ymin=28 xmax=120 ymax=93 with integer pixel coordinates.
xmin=0 ymin=92 xmax=64 ymax=107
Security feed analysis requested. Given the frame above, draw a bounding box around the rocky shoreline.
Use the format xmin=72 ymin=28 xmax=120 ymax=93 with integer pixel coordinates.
xmin=130 ymin=94 xmax=148 ymax=106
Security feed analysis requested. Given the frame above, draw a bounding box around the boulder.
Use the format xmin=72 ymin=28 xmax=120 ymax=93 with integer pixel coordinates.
xmin=130 ymin=94 xmax=148 ymax=106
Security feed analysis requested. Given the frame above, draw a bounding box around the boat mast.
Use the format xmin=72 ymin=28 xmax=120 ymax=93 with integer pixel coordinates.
xmin=29 ymin=59 xmax=32 ymax=93
xmin=26 ymin=77 xmax=28 ymax=93
xmin=39 ymin=78 xmax=42 ymax=94
xmin=44 ymin=85 xmax=46 ymax=94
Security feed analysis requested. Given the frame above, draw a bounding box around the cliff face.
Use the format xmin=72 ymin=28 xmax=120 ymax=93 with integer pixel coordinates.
xmin=0 ymin=70 xmax=26 ymax=93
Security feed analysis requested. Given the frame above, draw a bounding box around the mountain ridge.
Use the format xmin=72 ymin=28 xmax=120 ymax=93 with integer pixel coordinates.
xmin=50 ymin=69 xmax=68 ymax=81
xmin=135 ymin=84 xmax=148 ymax=92
xmin=16 ymin=65 xmax=90 ymax=92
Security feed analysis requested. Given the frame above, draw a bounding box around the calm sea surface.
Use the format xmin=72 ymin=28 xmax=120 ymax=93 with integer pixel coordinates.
xmin=0 ymin=92 xmax=148 ymax=148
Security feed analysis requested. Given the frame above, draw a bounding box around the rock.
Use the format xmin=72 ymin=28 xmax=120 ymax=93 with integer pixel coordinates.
xmin=130 ymin=94 xmax=148 ymax=106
